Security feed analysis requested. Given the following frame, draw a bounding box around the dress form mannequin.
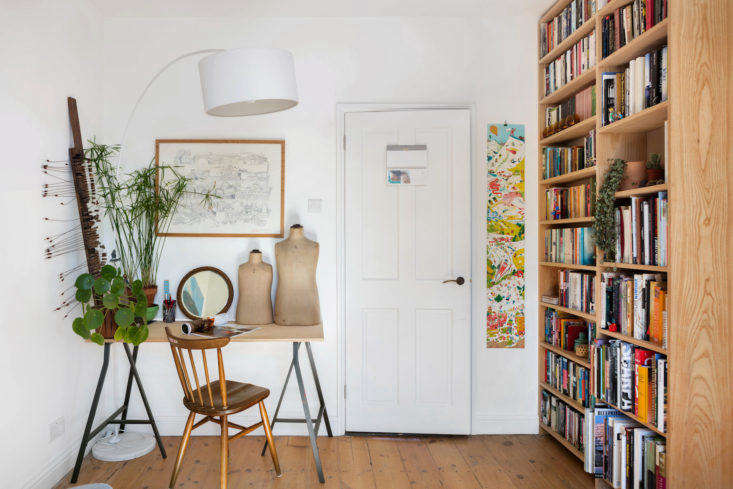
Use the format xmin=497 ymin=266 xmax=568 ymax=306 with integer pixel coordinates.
xmin=274 ymin=225 xmax=321 ymax=325
xmin=235 ymin=250 xmax=274 ymax=324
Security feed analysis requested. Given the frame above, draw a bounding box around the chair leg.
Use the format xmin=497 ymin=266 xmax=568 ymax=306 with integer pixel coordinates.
xmin=220 ymin=415 xmax=229 ymax=489
xmin=259 ymin=401 xmax=282 ymax=476
xmin=170 ymin=411 xmax=196 ymax=489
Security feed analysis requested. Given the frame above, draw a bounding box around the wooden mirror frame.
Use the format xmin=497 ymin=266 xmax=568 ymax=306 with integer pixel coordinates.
xmin=176 ymin=266 xmax=234 ymax=320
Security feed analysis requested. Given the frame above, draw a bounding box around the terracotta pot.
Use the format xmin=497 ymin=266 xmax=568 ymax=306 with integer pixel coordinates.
xmin=143 ymin=285 xmax=158 ymax=306
xmin=97 ymin=309 xmax=117 ymax=339
xmin=646 ymin=168 xmax=664 ymax=183
xmin=619 ymin=161 xmax=646 ymax=190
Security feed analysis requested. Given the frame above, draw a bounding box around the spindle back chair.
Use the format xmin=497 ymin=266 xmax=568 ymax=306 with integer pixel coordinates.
xmin=165 ymin=327 xmax=281 ymax=489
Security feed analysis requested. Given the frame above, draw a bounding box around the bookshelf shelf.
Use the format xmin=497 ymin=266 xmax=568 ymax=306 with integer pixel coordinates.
xmin=540 ymin=69 xmax=596 ymax=106
xmin=540 ymin=382 xmax=586 ymax=413
xmin=539 ymin=18 xmax=596 ymax=65
xmin=540 ymin=166 xmax=597 ymax=186
xmin=597 ymin=400 xmax=666 ymax=437
xmin=600 ymin=262 xmax=668 ymax=273
xmin=539 ymin=261 xmax=597 ymax=271
xmin=539 ymin=216 xmax=594 ymax=226
xmin=540 ymin=341 xmax=592 ymax=368
xmin=596 ymin=0 xmax=632 ymax=18
xmin=540 ymin=116 xmax=597 ymax=145
xmin=540 ymin=301 xmax=596 ymax=322
xmin=597 ymin=329 xmax=667 ymax=354
xmin=598 ymin=101 xmax=668 ymax=134
xmin=614 ymin=183 xmax=667 ymax=198
xmin=539 ymin=424 xmax=585 ymax=461
xmin=598 ymin=18 xmax=669 ymax=69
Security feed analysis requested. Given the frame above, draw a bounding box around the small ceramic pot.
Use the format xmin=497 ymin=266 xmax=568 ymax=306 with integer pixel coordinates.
xmin=574 ymin=341 xmax=589 ymax=358
xmin=97 ymin=310 xmax=117 ymax=339
xmin=646 ymin=168 xmax=664 ymax=183
xmin=619 ymin=161 xmax=646 ymax=190
xmin=142 ymin=285 xmax=158 ymax=306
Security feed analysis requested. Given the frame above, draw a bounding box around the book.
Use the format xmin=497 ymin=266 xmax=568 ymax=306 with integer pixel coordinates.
xmin=186 ymin=324 xmax=261 ymax=339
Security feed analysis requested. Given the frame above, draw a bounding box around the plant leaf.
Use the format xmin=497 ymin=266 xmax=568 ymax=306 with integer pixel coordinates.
xmin=93 ymin=277 xmax=111 ymax=295
xmin=75 ymin=288 xmax=92 ymax=303
xmin=114 ymin=325 xmax=127 ymax=342
xmin=72 ymin=318 xmax=90 ymax=339
xmin=90 ymin=332 xmax=105 ymax=345
xmin=75 ymin=273 xmax=94 ymax=290
xmin=114 ymin=307 xmax=134 ymax=328
xmin=131 ymin=280 xmax=143 ymax=295
xmin=102 ymin=293 xmax=119 ymax=309
xmin=134 ymin=300 xmax=148 ymax=319
xmin=84 ymin=308 xmax=104 ymax=330
xmin=110 ymin=277 xmax=125 ymax=294
xmin=100 ymin=265 xmax=117 ymax=281
xmin=134 ymin=324 xmax=149 ymax=345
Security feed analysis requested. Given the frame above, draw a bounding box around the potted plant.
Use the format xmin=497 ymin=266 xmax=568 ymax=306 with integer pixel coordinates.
xmin=85 ymin=140 xmax=216 ymax=308
xmin=593 ymin=158 xmax=626 ymax=262
xmin=71 ymin=264 xmax=150 ymax=345
xmin=645 ymin=153 xmax=664 ymax=184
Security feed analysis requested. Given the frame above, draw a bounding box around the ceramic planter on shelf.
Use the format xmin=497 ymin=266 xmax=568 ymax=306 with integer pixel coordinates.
xmin=143 ymin=285 xmax=157 ymax=307
xmin=646 ymin=168 xmax=664 ymax=183
xmin=619 ymin=161 xmax=646 ymax=190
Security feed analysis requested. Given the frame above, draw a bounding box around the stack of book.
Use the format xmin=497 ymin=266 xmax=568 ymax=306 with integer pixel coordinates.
xmin=601 ymin=0 xmax=668 ymax=58
xmin=544 ymin=308 xmax=594 ymax=349
xmin=592 ymin=339 xmax=668 ymax=431
xmin=544 ymin=227 xmax=596 ymax=265
xmin=585 ymin=407 xmax=666 ymax=488
xmin=544 ymin=31 xmax=596 ymax=96
xmin=545 ymin=179 xmax=595 ymax=220
xmin=541 ymin=391 xmax=585 ymax=451
xmin=542 ymin=131 xmax=596 ymax=178
xmin=600 ymin=272 xmax=667 ymax=346
xmin=601 ymin=45 xmax=668 ymax=125
xmin=614 ymin=192 xmax=668 ymax=266
xmin=540 ymin=0 xmax=597 ymax=57
xmin=559 ymin=269 xmax=596 ymax=313
xmin=544 ymin=350 xmax=591 ymax=407
xmin=543 ymin=85 xmax=596 ymax=136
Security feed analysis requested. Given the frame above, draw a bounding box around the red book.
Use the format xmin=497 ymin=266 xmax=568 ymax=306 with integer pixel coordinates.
xmin=563 ymin=323 xmax=586 ymax=351
xmin=646 ymin=0 xmax=654 ymax=30
xmin=614 ymin=9 xmax=621 ymax=52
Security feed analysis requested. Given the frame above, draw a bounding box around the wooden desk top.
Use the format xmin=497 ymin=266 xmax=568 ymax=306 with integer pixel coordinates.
xmin=145 ymin=321 xmax=324 ymax=343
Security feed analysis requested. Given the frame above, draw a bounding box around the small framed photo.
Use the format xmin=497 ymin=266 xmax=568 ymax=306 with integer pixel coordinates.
xmin=155 ymin=139 xmax=285 ymax=237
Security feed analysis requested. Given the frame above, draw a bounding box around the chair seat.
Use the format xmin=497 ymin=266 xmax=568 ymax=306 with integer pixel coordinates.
xmin=184 ymin=380 xmax=269 ymax=415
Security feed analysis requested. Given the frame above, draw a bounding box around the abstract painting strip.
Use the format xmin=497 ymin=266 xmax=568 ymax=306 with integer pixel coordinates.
xmin=486 ymin=123 xmax=526 ymax=348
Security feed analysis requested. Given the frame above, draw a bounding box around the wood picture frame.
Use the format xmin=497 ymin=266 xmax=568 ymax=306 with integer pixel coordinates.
xmin=155 ymin=139 xmax=285 ymax=238
xmin=176 ymin=266 xmax=234 ymax=320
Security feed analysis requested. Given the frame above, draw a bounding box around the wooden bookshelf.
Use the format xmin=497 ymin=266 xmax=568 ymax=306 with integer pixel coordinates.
xmin=597 ymin=400 xmax=666 ymax=437
xmin=539 ymin=261 xmax=597 ymax=272
xmin=598 ymin=18 xmax=669 ymax=69
xmin=614 ymin=183 xmax=667 ymax=198
xmin=597 ymin=329 xmax=667 ymax=355
xmin=540 ymin=69 xmax=596 ymax=106
xmin=540 ymin=301 xmax=596 ymax=322
xmin=540 ymin=166 xmax=596 ymax=185
xmin=539 ymin=17 xmax=596 ymax=65
xmin=539 ymin=424 xmax=585 ymax=461
xmin=540 ymin=116 xmax=597 ymax=145
xmin=540 ymin=382 xmax=586 ymax=413
xmin=539 ymin=216 xmax=594 ymax=226
xmin=600 ymin=262 xmax=668 ymax=272
xmin=540 ymin=341 xmax=592 ymax=369
xmin=598 ymin=101 xmax=668 ymax=134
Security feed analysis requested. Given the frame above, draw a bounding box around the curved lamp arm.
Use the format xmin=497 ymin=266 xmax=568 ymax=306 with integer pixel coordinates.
xmin=117 ymin=48 xmax=224 ymax=171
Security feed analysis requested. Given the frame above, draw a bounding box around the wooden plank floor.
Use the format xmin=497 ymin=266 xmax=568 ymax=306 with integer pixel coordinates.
xmin=55 ymin=434 xmax=593 ymax=489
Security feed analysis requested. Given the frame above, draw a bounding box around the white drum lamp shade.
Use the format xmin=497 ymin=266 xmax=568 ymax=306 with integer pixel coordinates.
xmin=198 ymin=48 xmax=298 ymax=116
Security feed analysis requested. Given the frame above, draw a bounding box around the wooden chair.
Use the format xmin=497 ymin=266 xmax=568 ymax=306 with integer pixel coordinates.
xmin=165 ymin=327 xmax=281 ymax=489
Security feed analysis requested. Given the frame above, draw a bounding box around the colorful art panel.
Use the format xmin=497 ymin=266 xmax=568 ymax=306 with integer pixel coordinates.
xmin=486 ymin=123 xmax=526 ymax=348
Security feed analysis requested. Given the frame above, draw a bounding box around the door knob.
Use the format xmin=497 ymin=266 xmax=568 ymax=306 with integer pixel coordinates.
xmin=442 ymin=276 xmax=465 ymax=285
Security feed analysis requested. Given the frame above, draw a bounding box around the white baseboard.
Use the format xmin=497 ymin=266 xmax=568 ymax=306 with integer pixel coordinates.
xmin=472 ymin=413 xmax=538 ymax=434
xmin=23 ymin=431 xmax=106 ymax=489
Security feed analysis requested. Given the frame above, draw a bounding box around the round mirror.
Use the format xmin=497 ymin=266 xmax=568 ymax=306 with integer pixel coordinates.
xmin=177 ymin=266 xmax=234 ymax=320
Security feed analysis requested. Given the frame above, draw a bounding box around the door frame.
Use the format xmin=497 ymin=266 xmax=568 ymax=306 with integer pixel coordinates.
xmin=335 ymin=103 xmax=477 ymax=435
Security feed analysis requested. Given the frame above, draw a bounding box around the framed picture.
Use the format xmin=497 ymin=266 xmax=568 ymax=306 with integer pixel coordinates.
xmin=155 ymin=139 xmax=285 ymax=237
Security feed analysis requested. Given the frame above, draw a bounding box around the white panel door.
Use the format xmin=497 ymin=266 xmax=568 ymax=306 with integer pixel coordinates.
xmin=344 ymin=109 xmax=471 ymax=434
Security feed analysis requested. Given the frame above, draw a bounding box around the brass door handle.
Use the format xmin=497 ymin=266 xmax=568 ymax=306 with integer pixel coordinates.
xmin=442 ymin=276 xmax=465 ymax=285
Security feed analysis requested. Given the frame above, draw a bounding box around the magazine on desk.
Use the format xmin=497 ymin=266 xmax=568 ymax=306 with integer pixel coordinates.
xmin=184 ymin=323 xmax=261 ymax=339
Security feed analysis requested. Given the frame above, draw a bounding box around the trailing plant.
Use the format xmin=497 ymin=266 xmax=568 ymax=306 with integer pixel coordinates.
xmin=86 ymin=139 xmax=217 ymax=288
xmin=646 ymin=153 xmax=662 ymax=169
xmin=72 ymin=264 xmax=149 ymax=345
xmin=593 ymin=158 xmax=626 ymax=261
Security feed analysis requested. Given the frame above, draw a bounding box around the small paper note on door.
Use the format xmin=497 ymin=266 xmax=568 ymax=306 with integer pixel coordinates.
xmin=386 ymin=144 xmax=427 ymax=168
xmin=386 ymin=168 xmax=428 ymax=186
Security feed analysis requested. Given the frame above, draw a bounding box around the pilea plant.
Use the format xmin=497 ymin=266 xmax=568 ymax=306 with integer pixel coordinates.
xmin=593 ymin=158 xmax=626 ymax=261
xmin=72 ymin=264 xmax=149 ymax=345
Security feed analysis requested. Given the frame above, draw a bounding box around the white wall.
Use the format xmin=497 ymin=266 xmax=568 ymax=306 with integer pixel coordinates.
xmin=101 ymin=14 xmax=540 ymax=438
xmin=0 ymin=1 xmax=111 ymax=488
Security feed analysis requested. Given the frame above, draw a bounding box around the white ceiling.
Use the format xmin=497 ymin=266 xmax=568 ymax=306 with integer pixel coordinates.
xmin=90 ymin=0 xmax=548 ymax=19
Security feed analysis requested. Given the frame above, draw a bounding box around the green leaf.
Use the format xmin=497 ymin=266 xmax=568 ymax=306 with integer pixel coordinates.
xmin=114 ymin=325 xmax=127 ymax=342
xmin=110 ymin=277 xmax=125 ymax=294
xmin=75 ymin=288 xmax=92 ymax=303
xmin=100 ymin=265 xmax=117 ymax=281
xmin=131 ymin=280 xmax=143 ymax=295
xmin=134 ymin=300 xmax=148 ymax=319
xmin=114 ymin=307 xmax=134 ymax=328
xmin=72 ymin=318 xmax=90 ymax=339
xmin=134 ymin=325 xmax=149 ymax=345
xmin=84 ymin=308 xmax=104 ymax=330
xmin=102 ymin=293 xmax=119 ymax=309
xmin=136 ymin=292 xmax=148 ymax=307
xmin=75 ymin=273 xmax=94 ymax=291
xmin=124 ymin=325 xmax=138 ymax=344
xmin=93 ymin=277 xmax=111 ymax=295
xmin=90 ymin=332 xmax=105 ymax=345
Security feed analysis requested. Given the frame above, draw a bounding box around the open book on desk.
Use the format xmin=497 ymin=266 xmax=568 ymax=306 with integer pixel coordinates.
xmin=184 ymin=323 xmax=261 ymax=339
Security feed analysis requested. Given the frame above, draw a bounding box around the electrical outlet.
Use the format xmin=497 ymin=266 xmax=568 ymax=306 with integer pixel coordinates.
xmin=49 ymin=416 xmax=65 ymax=442
xmin=307 ymin=198 xmax=323 ymax=214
